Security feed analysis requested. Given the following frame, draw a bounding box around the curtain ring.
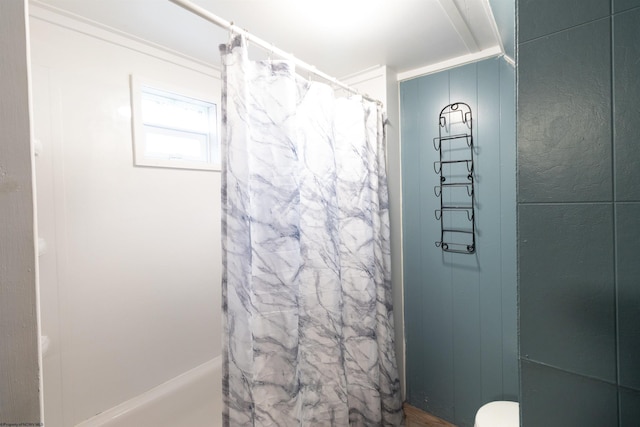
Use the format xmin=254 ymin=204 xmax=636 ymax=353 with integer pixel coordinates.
xmin=268 ymin=43 xmax=275 ymax=65
xmin=228 ymin=22 xmax=235 ymax=41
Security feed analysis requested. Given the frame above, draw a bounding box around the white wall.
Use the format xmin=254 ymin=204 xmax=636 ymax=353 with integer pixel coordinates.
xmin=29 ymin=7 xmax=407 ymax=425
xmin=0 ymin=0 xmax=42 ymax=424
xmin=29 ymin=7 xmax=222 ymax=426
xmin=344 ymin=66 xmax=405 ymax=398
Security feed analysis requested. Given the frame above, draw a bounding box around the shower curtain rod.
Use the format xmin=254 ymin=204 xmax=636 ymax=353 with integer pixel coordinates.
xmin=168 ymin=0 xmax=382 ymax=106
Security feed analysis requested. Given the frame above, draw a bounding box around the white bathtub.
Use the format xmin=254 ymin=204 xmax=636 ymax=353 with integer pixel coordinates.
xmin=76 ymin=357 xmax=222 ymax=427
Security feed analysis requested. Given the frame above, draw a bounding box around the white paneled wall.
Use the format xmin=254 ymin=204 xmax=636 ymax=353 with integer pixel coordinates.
xmin=30 ymin=7 xmax=407 ymax=425
xmin=29 ymin=7 xmax=221 ymax=426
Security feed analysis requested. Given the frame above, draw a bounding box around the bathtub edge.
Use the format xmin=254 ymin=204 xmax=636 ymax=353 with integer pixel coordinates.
xmin=75 ymin=355 xmax=222 ymax=427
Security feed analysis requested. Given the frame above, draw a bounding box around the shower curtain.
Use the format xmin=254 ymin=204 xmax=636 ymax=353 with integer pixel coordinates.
xmin=220 ymin=35 xmax=403 ymax=426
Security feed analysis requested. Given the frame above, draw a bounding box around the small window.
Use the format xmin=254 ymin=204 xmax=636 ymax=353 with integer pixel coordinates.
xmin=130 ymin=76 xmax=219 ymax=171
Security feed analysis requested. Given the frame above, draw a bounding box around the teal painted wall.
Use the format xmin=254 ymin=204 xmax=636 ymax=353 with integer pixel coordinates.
xmin=488 ymin=0 xmax=515 ymax=59
xmin=400 ymin=57 xmax=517 ymax=427
xmin=518 ymin=1 xmax=640 ymax=425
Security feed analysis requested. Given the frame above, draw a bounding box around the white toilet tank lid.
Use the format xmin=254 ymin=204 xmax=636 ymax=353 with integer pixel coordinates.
xmin=475 ymin=401 xmax=519 ymax=427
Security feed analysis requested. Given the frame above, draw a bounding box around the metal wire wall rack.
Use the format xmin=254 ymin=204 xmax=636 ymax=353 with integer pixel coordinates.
xmin=433 ymin=102 xmax=476 ymax=254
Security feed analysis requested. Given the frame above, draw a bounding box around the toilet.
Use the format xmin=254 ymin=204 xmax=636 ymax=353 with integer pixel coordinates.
xmin=474 ymin=401 xmax=519 ymax=427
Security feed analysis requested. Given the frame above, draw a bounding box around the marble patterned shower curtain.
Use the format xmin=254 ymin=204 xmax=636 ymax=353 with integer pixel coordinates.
xmin=220 ymin=36 xmax=403 ymax=427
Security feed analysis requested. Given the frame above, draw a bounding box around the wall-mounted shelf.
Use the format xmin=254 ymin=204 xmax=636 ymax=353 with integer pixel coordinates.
xmin=433 ymin=102 xmax=476 ymax=254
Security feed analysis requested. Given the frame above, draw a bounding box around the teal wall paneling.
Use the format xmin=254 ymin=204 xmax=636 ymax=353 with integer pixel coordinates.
xmin=401 ymin=58 xmax=517 ymax=427
xmin=400 ymin=77 xmax=427 ymax=409
xmin=477 ymin=59 xmax=506 ymax=406
xmin=488 ymin=0 xmax=515 ymax=59
xmin=417 ymin=71 xmax=457 ymax=420
xmin=449 ymin=63 xmax=483 ymax=427
xmin=497 ymin=59 xmax=518 ymax=398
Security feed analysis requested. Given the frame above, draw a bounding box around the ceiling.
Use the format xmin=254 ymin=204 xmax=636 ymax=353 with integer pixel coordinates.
xmin=30 ymin=0 xmax=505 ymax=79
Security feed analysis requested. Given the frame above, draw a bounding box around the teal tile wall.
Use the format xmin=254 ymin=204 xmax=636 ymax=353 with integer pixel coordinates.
xmin=400 ymin=58 xmax=517 ymax=427
xmin=519 ymin=204 xmax=615 ymax=381
xmin=518 ymin=1 xmax=640 ymax=426
xmin=518 ymin=18 xmax=612 ymax=203
xmin=619 ymin=387 xmax=640 ymax=423
xmin=615 ymin=0 xmax=640 ymax=12
xmin=518 ymin=0 xmax=609 ymax=42
xmin=614 ymin=8 xmax=640 ymax=201
xmin=521 ymin=360 xmax=618 ymax=426
xmin=616 ymin=203 xmax=640 ymax=390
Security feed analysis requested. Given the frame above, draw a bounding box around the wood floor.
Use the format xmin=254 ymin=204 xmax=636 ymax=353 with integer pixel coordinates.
xmin=404 ymin=403 xmax=458 ymax=427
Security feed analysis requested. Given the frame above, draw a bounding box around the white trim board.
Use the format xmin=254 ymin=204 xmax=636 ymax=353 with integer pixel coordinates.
xmin=439 ymin=0 xmax=479 ymax=52
xmin=396 ymin=45 xmax=503 ymax=82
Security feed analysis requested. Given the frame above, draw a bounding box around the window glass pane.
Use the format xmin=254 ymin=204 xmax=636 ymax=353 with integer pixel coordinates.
xmin=143 ymin=125 xmax=209 ymax=162
xmin=141 ymin=87 xmax=213 ymax=133
xmin=131 ymin=77 xmax=219 ymax=170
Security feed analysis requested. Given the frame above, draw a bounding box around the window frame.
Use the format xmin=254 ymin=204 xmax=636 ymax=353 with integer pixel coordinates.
xmin=130 ymin=75 xmax=220 ymax=171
